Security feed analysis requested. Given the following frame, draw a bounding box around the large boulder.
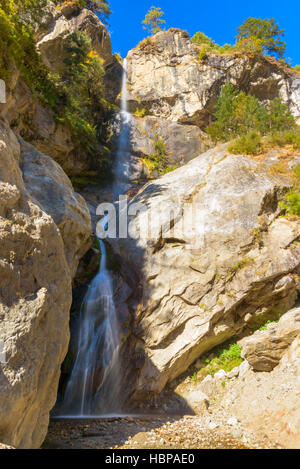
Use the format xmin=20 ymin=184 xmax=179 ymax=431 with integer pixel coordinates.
xmin=20 ymin=140 xmax=92 ymax=278
xmin=0 ymin=120 xmax=72 ymax=448
xmin=126 ymin=29 xmax=300 ymax=127
xmin=228 ymin=333 xmax=300 ymax=448
xmin=112 ymin=144 xmax=300 ymax=399
xmin=240 ymin=307 xmax=300 ymax=371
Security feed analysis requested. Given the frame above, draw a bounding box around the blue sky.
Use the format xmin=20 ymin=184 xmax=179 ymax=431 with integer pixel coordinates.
xmin=107 ymin=0 xmax=300 ymax=65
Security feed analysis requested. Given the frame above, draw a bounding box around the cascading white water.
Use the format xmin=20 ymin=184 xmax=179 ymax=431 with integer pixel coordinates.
xmin=58 ymin=59 xmax=131 ymax=417
xmin=61 ymin=236 xmax=120 ymax=416
xmin=113 ymin=59 xmax=132 ymax=198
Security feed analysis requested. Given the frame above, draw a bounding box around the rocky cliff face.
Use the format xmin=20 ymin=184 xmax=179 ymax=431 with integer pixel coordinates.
xmin=0 ymin=119 xmax=91 ymax=448
xmin=127 ymin=30 xmax=300 ymax=127
xmin=1 ymin=6 xmax=122 ymax=179
xmin=1 ymin=7 xmax=300 ymax=448
xmin=37 ymin=6 xmax=112 ymax=73
xmin=20 ymin=140 xmax=92 ymax=278
xmin=111 ymin=113 xmax=209 ymax=180
xmin=113 ymin=145 xmax=300 ymax=399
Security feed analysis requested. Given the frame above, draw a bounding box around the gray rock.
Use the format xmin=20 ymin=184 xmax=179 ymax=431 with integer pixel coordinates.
xmin=0 ymin=121 xmax=72 ymax=448
xmin=227 ymin=367 xmax=240 ymax=379
xmin=227 ymin=417 xmax=239 ymax=426
xmin=20 ymin=140 xmax=92 ymax=278
xmin=184 ymin=390 xmax=210 ymax=413
xmin=37 ymin=8 xmax=112 ymax=73
xmin=214 ymin=369 xmax=227 ymax=379
xmin=240 ymin=307 xmax=300 ymax=372
xmin=127 ymin=29 xmax=300 ymax=127
xmin=112 ymin=144 xmax=300 ymax=400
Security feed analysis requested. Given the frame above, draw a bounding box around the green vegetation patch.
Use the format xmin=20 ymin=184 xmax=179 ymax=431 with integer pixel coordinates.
xmin=228 ymin=131 xmax=262 ymax=155
xmin=191 ymin=17 xmax=286 ymax=62
xmin=279 ymin=165 xmax=300 ymax=216
xmin=207 ymin=83 xmax=296 ymax=144
xmin=191 ymin=342 xmax=243 ymax=382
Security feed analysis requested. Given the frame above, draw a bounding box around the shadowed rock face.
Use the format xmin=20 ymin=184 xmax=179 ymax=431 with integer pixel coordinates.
xmin=0 ymin=121 xmax=71 ymax=448
xmin=127 ymin=29 xmax=300 ymax=127
xmin=110 ymin=113 xmax=210 ymax=181
xmin=20 ymin=139 xmax=92 ymax=278
xmin=129 ymin=116 xmax=208 ymax=165
xmin=111 ymin=145 xmax=300 ymax=399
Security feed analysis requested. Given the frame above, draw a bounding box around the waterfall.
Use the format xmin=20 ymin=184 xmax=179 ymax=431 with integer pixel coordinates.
xmin=58 ymin=59 xmax=131 ymax=417
xmin=113 ymin=59 xmax=132 ymax=198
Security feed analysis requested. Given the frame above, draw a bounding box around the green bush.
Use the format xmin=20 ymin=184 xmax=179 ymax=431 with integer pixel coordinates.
xmin=207 ymin=82 xmax=296 ymax=143
xmin=280 ymin=192 xmax=300 ymax=216
xmin=228 ymin=132 xmax=262 ymax=155
xmin=234 ymin=37 xmax=263 ymax=56
xmin=294 ymin=65 xmax=300 ymax=72
xmin=279 ymin=165 xmax=300 ymax=216
xmin=134 ymin=107 xmax=147 ymax=117
xmin=266 ymin=128 xmax=300 ymax=149
xmin=0 ymin=0 xmax=59 ymax=106
xmin=218 ymin=43 xmax=235 ymax=54
xmin=191 ymin=31 xmax=217 ymax=48
xmin=192 ymin=342 xmax=243 ymax=381
xmin=236 ymin=17 xmax=286 ymax=59
xmin=146 ymin=134 xmax=169 ymax=175
xmin=57 ymin=30 xmax=110 ymax=166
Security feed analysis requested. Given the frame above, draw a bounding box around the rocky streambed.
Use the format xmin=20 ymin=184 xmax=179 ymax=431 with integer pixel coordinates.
xmin=43 ymin=415 xmax=264 ymax=450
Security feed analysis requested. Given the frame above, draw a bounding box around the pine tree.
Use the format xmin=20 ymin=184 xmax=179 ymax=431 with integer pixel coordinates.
xmin=236 ymin=18 xmax=286 ymax=59
xmin=142 ymin=6 xmax=166 ymax=35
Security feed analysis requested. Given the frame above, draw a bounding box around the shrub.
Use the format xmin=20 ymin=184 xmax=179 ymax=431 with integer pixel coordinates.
xmin=228 ymin=132 xmax=262 ymax=155
xmin=146 ymin=134 xmax=168 ymax=174
xmin=134 ymin=107 xmax=147 ymax=118
xmin=207 ymin=82 xmax=296 ymax=143
xmin=191 ymin=32 xmax=236 ymax=60
xmin=192 ymin=342 xmax=243 ymax=382
xmin=198 ymin=48 xmax=208 ymax=62
xmin=294 ymin=65 xmax=300 ymax=72
xmin=218 ymin=43 xmax=235 ymax=54
xmin=266 ymin=128 xmax=300 ymax=149
xmin=234 ymin=37 xmax=263 ymax=56
xmin=0 ymin=0 xmax=59 ymax=106
xmin=191 ymin=31 xmax=217 ymax=48
xmin=280 ymin=192 xmax=300 ymax=216
xmin=279 ymin=165 xmax=300 ymax=216
xmin=236 ymin=17 xmax=286 ymax=59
